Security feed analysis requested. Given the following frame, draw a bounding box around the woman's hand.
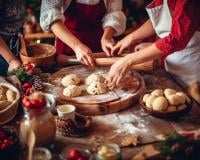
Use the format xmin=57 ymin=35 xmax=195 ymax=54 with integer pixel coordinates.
xmin=111 ymin=34 xmax=134 ymax=56
xmin=135 ymin=42 xmax=153 ymax=52
xmin=8 ymin=59 xmax=21 ymax=71
xmin=101 ymin=37 xmax=115 ymax=57
xmin=106 ymin=55 xmax=132 ymax=87
xmin=74 ymin=43 xmax=95 ymax=68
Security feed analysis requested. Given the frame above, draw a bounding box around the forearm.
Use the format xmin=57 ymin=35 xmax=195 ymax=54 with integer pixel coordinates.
xmin=50 ymin=20 xmax=82 ymax=50
xmin=0 ymin=36 xmax=17 ymax=63
xmin=102 ymin=26 xmax=116 ymax=40
xmin=126 ymin=43 xmax=163 ymax=65
xmin=129 ymin=19 xmax=156 ymax=43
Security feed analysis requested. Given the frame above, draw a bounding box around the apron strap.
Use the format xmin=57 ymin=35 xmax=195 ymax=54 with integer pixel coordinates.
xmin=163 ymin=0 xmax=168 ymax=5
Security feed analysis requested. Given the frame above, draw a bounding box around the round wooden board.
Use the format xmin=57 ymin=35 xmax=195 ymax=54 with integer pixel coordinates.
xmin=48 ymin=65 xmax=146 ymax=115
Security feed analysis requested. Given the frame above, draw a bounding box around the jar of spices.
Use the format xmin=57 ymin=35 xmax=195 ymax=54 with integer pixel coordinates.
xmin=95 ymin=144 xmax=121 ymax=160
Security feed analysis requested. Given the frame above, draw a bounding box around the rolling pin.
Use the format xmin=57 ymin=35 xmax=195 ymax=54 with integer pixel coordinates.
xmin=57 ymin=52 xmax=157 ymax=71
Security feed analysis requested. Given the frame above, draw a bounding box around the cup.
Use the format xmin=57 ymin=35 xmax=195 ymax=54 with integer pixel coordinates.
xmin=56 ymin=104 xmax=76 ymax=120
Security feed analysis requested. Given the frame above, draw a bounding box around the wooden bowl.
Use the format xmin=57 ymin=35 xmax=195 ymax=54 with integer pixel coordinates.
xmin=20 ymin=43 xmax=56 ymax=70
xmin=140 ymin=98 xmax=192 ymax=119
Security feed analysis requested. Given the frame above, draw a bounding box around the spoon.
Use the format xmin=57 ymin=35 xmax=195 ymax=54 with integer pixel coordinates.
xmin=27 ymin=129 xmax=36 ymax=160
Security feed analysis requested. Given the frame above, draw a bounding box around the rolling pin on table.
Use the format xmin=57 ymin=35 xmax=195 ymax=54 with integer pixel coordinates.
xmin=57 ymin=52 xmax=158 ymax=71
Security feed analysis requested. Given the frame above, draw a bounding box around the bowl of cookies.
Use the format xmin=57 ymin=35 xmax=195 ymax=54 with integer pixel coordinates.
xmin=140 ymin=88 xmax=192 ymax=119
xmin=0 ymin=83 xmax=20 ymax=125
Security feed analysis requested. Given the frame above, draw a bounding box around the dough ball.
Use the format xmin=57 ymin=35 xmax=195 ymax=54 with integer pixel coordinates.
xmin=151 ymin=89 xmax=164 ymax=96
xmin=86 ymin=73 xmax=105 ymax=85
xmin=61 ymin=74 xmax=81 ymax=87
xmin=152 ymin=96 xmax=168 ymax=111
xmin=167 ymin=106 xmax=177 ymax=112
xmin=0 ymin=100 xmax=11 ymax=111
xmin=167 ymin=94 xmax=186 ymax=106
xmin=63 ymin=85 xmax=82 ymax=97
xmin=0 ymin=85 xmax=7 ymax=95
xmin=87 ymin=81 xmax=107 ymax=95
xmin=143 ymin=94 xmax=150 ymax=103
xmin=145 ymin=95 xmax=157 ymax=109
xmin=0 ymin=95 xmax=7 ymax=101
xmin=177 ymin=104 xmax=187 ymax=110
xmin=6 ymin=89 xmax=16 ymax=102
xmin=176 ymin=92 xmax=191 ymax=103
xmin=164 ymin=88 xmax=177 ymax=98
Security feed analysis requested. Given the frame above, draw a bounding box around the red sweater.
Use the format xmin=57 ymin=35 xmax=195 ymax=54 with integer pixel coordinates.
xmin=148 ymin=0 xmax=200 ymax=58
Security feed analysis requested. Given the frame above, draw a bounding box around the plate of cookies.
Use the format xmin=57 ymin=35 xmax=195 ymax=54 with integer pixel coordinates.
xmin=140 ymin=88 xmax=192 ymax=119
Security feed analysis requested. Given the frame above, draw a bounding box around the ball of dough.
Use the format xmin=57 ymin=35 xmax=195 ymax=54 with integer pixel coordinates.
xmin=177 ymin=104 xmax=187 ymax=110
xmin=0 ymin=100 xmax=11 ymax=111
xmin=0 ymin=85 xmax=7 ymax=95
xmin=152 ymin=96 xmax=168 ymax=111
xmin=164 ymin=88 xmax=176 ymax=98
xmin=63 ymin=85 xmax=82 ymax=97
xmin=176 ymin=92 xmax=191 ymax=103
xmin=167 ymin=106 xmax=177 ymax=112
xmin=61 ymin=74 xmax=81 ymax=87
xmin=143 ymin=94 xmax=150 ymax=102
xmin=86 ymin=73 xmax=105 ymax=85
xmin=145 ymin=95 xmax=157 ymax=109
xmin=87 ymin=81 xmax=107 ymax=95
xmin=167 ymin=94 xmax=184 ymax=106
xmin=151 ymin=89 xmax=164 ymax=96
xmin=0 ymin=95 xmax=7 ymax=101
xmin=6 ymin=89 xmax=16 ymax=102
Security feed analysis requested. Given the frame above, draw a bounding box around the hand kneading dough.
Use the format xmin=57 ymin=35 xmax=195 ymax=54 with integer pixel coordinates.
xmin=164 ymin=88 xmax=176 ymax=98
xmin=167 ymin=94 xmax=184 ymax=106
xmin=0 ymin=86 xmax=7 ymax=95
xmin=6 ymin=89 xmax=16 ymax=102
xmin=176 ymin=92 xmax=191 ymax=103
xmin=152 ymin=97 xmax=168 ymax=111
xmin=87 ymin=81 xmax=107 ymax=95
xmin=0 ymin=100 xmax=11 ymax=111
xmin=86 ymin=73 xmax=105 ymax=85
xmin=151 ymin=89 xmax=164 ymax=96
xmin=63 ymin=85 xmax=82 ymax=97
xmin=61 ymin=74 xmax=81 ymax=87
xmin=145 ymin=95 xmax=157 ymax=109
xmin=143 ymin=94 xmax=150 ymax=102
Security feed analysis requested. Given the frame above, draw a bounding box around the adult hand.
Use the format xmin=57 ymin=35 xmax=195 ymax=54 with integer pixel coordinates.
xmin=135 ymin=42 xmax=153 ymax=52
xmin=74 ymin=43 xmax=95 ymax=68
xmin=8 ymin=59 xmax=21 ymax=71
xmin=111 ymin=34 xmax=134 ymax=56
xmin=101 ymin=37 xmax=115 ymax=57
xmin=106 ymin=55 xmax=132 ymax=87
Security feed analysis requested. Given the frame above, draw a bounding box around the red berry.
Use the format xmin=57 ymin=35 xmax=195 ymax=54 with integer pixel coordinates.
xmin=23 ymin=82 xmax=32 ymax=88
xmin=69 ymin=150 xmax=81 ymax=159
xmin=22 ymin=97 xmax=31 ymax=108
xmin=28 ymin=68 xmax=36 ymax=75
xmin=25 ymin=88 xmax=34 ymax=95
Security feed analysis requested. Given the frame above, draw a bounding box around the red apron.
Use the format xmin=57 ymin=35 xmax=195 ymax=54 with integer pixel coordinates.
xmin=56 ymin=0 xmax=106 ymax=55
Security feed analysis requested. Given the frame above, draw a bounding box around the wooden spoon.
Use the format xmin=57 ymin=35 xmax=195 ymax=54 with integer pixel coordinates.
xmin=19 ymin=34 xmax=29 ymax=56
xmin=27 ymin=129 xmax=36 ymax=160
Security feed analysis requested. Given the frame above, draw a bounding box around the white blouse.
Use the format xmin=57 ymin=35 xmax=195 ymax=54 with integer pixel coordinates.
xmin=40 ymin=0 xmax=126 ymax=36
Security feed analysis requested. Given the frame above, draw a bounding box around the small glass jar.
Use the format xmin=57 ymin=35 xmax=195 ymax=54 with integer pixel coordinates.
xmin=20 ymin=107 xmax=56 ymax=147
xmin=95 ymin=144 xmax=121 ymax=160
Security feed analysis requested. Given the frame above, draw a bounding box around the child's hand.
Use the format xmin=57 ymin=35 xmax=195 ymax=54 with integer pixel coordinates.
xmin=101 ymin=37 xmax=115 ymax=57
xmin=8 ymin=59 xmax=21 ymax=71
xmin=74 ymin=43 xmax=95 ymax=68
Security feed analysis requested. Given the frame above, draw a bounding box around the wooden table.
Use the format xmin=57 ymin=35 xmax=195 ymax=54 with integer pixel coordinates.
xmin=3 ymin=69 xmax=200 ymax=160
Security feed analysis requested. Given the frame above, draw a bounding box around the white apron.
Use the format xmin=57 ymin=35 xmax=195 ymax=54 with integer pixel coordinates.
xmin=146 ymin=0 xmax=200 ymax=86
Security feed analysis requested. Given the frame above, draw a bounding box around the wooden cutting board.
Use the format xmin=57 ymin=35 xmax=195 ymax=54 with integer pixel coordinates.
xmin=48 ymin=65 xmax=146 ymax=115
